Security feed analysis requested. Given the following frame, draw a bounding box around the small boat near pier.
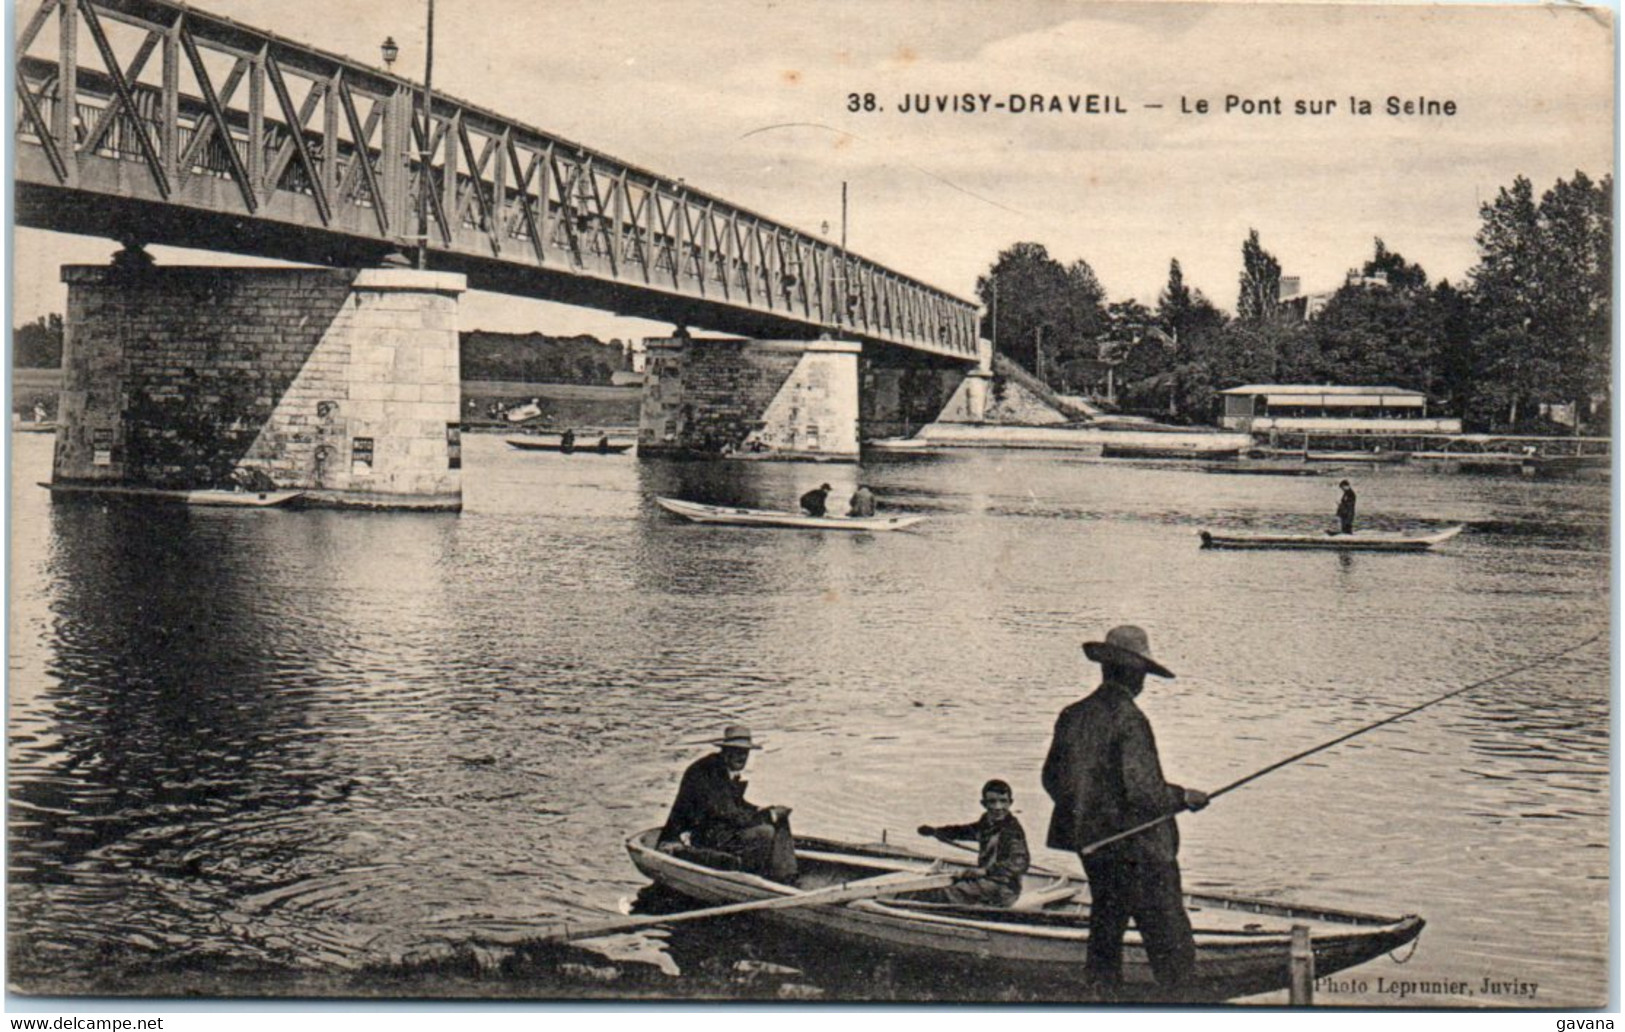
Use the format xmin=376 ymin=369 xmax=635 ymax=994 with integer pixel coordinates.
xmin=656 ymin=496 xmax=926 ymax=532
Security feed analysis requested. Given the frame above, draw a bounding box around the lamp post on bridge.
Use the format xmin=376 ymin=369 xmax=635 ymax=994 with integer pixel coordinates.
xmin=417 ymin=0 xmax=434 ymax=271
xmin=382 ymin=0 xmax=434 ymax=270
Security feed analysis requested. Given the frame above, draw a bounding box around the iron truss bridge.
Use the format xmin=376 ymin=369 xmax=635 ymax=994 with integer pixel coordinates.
xmin=14 ymin=0 xmax=980 ymax=360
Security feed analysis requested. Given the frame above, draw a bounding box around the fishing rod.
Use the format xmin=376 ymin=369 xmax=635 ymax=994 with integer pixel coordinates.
xmin=1076 ymin=631 xmax=1606 ymax=858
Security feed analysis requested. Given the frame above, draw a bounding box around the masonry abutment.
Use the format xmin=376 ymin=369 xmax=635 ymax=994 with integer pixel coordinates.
xmin=638 ymin=337 xmax=862 ymax=461
xmin=55 ymin=264 xmax=467 ymax=510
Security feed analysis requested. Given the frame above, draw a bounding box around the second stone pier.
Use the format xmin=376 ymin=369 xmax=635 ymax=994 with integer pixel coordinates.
xmin=638 ymin=336 xmax=861 ymax=461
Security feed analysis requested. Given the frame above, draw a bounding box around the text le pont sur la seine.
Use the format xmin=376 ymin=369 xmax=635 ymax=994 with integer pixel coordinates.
xmin=859 ymin=93 xmax=1458 ymax=117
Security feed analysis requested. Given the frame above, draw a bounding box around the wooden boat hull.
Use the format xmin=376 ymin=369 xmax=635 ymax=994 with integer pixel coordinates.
xmin=508 ymin=438 xmax=633 ymax=454
xmin=1102 ymin=443 xmax=1243 ymax=460
xmin=41 ymin=482 xmax=304 ymax=507
xmin=1204 ymin=464 xmax=1325 ymax=477
xmin=626 ymin=829 xmax=1422 ymax=1002
xmin=656 ymin=496 xmax=926 ymax=532
xmin=1200 ymin=525 xmax=1464 ymax=552
xmin=863 ymin=438 xmax=932 ymax=451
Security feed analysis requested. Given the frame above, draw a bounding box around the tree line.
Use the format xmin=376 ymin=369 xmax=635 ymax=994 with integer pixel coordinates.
xmin=975 ymin=170 xmax=1611 ymax=434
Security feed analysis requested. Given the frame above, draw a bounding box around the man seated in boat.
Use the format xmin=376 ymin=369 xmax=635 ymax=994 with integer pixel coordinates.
xmin=848 ymin=484 xmax=877 ymax=518
xmin=917 ymin=779 xmax=1030 ymax=907
xmin=800 ymin=484 xmax=833 ymax=517
xmin=657 ymin=725 xmax=798 ymax=883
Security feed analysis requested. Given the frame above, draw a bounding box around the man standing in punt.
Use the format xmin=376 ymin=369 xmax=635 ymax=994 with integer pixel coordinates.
xmin=658 ymin=725 xmax=797 ymax=883
xmin=1042 ymin=626 xmax=1208 ymax=995
xmin=1336 ymin=479 xmax=1358 ymax=535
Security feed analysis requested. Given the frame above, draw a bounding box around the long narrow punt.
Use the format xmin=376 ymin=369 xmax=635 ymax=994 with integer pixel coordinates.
xmin=40 ymin=482 xmax=304 ymax=507
xmin=1199 ymin=526 xmax=1464 ymax=551
xmin=625 ymin=829 xmax=1422 ymax=1002
xmin=507 ymin=438 xmax=634 ymax=454
xmin=655 ymin=496 xmax=927 ymax=532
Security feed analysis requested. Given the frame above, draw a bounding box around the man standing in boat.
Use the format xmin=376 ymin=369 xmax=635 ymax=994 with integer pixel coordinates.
xmin=1042 ymin=626 xmax=1208 ymax=995
xmin=658 ymin=725 xmax=798 ymax=883
xmin=1336 ymin=479 xmax=1358 ymax=535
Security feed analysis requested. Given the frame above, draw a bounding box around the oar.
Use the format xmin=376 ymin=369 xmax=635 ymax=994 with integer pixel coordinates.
xmin=483 ymin=867 xmax=957 ymax=947
xmin=1078 ymin=631 xmax=1605 ymax=858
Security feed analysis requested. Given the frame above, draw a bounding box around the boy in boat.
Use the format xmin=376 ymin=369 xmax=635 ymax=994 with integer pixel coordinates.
xmin=1335 ymin=479 xmax=1357 ymax=534
xmin=657 ymin=725 xmax=798 ymax=883
xmin=799 ymin=483 xmax=833 ymax=517
xmin=917 ymin=779 xmax=1030 ymax=907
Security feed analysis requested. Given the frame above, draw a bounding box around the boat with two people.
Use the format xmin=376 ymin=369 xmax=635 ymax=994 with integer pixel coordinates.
xmin=508 ymin=436 xmax=633 ymax=455
xmin=656 ymin=496 xmax=926 ymax=532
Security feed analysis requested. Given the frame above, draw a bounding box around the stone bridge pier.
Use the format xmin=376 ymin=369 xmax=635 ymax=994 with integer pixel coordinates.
xmin=54 ymin=260 xmax=466 ymax=509
xmin=861 ymin=337 xmax=994 ymax=440
xmin=638 ymin=335 xmax=864 ymax=460
xmin=637 ymin=334 xmax=993 ymax=459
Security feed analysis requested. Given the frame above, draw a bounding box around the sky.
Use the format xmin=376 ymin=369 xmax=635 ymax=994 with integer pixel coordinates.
xmin=6 ymin=0 xmax=1616 ymax=341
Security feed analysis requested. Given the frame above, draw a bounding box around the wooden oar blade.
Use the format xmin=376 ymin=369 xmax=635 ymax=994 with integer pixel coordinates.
xmin=534 ymin=869 xmax=957 ymax=945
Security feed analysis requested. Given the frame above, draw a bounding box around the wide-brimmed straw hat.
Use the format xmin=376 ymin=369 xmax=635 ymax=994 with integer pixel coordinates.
xmin=708 ymin=724 xmax=763 ymax=750
xmin=1083 ymin=625 xmax=1174 ymax=679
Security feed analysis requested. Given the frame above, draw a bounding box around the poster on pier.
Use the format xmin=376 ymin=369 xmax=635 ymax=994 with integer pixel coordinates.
xmin=6 ymin=0 xmax=1614 ymax=1019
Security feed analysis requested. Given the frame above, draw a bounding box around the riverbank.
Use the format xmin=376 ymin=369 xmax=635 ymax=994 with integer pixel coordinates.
xmin=903 ymin=422 xmax=1253 ymax=455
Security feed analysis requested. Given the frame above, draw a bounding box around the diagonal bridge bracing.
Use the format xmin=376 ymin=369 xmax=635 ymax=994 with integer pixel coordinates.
xmin=13 ymin=0 xmax=980 ymax=361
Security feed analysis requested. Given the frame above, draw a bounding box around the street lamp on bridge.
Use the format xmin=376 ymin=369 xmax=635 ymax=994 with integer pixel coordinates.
xmin=382 ymin=2 xmax=434 ymax=271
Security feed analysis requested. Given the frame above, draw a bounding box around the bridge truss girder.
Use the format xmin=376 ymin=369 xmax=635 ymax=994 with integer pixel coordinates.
xmin=14 ymin=0 xmax=979 ymax=360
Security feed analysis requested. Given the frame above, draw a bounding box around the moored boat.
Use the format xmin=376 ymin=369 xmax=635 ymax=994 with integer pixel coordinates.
xmin=1199 ymin=525 xmax=1464 ymax=552
xmin=655 ymin=496 xmax=926 ymax=532
xmin=40 ymin=482 xmax=305 ymax=507
xmin=1203 ymin=464 xmax=1326 ymax=477
xmin=863 ymin=437 xmax=933 ymax=452
xmin=1102 ymin=442 xmax=1243 ymax=460
xmin=626 ymin=829 xmax=1423 ymax=1002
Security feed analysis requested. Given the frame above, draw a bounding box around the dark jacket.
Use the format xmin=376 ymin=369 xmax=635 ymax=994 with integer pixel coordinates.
xmin=800 ymin=487 xmax=830 ymax=516
xmin=1042 ymin=681 xmax=1188 ymax=862
xmin=1337 ymin=488 xmax=1357 ymax=522
xmin=932 ymin=812 xmax=1031 ymax=891
xmin=659 ymin=752 xmax=768 ymax=847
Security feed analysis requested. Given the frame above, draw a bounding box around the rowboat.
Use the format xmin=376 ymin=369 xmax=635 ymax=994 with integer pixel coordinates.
xmin=1102 ymin=442 xmax=1244 ymax=460
xmin=40 ymin=482 xmax=305 ymax=507
xmin=1203 ymin=464 xmax=1325 ymax=477
xmin=626 ymin=829 xmax=1423 ymax=1002
xmin=864 ymin=437 xmax=933 ymax=451
xmin=1199 ymin=525 xmax=1464 ymax=552
xmin=655 ymin=496 xmax=926 ymax=532
xmin=508 ymin=438 xmax=634 ymax=454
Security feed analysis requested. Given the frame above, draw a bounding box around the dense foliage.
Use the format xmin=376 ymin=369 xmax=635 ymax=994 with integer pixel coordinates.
xmin=12 ymin=314 xmax=62 ymax=368
xmin=974 ymin=171 xmax=1612 ymax=433
xmin=459 ymin=331 xmax=628 ymax=385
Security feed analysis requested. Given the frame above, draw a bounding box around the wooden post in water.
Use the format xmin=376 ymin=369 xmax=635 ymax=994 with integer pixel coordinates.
xmin=1289 ymin=924 xmax=1314 ymax=1005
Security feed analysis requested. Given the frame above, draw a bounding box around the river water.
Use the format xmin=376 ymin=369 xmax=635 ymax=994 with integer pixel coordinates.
xmin=7 ymin=431 xmax=1611 ymax=1005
